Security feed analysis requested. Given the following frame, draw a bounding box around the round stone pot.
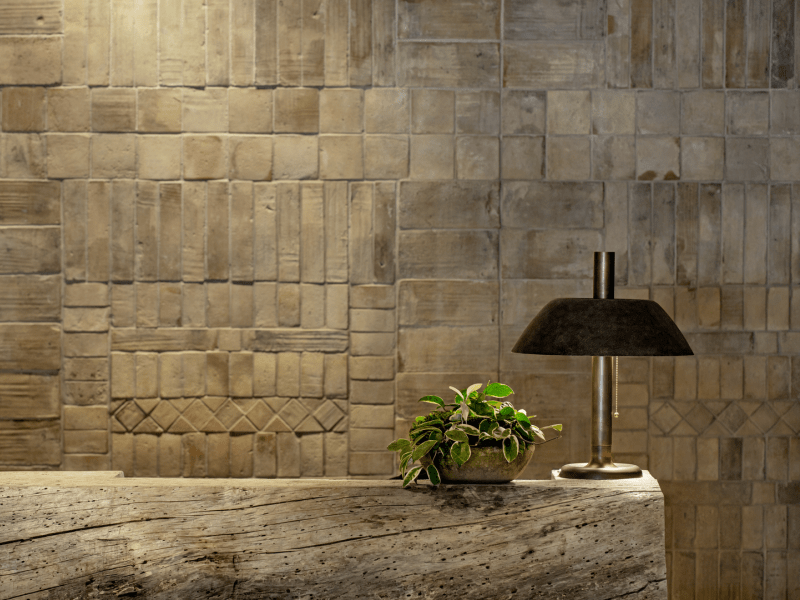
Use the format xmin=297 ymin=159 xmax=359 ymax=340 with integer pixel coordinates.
xmin=420 ymin=444 xmax=535 ymax=484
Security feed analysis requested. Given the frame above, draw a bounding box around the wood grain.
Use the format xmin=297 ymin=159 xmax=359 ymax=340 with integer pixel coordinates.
xmin=0 ymin=473 xmax=666 ymax=599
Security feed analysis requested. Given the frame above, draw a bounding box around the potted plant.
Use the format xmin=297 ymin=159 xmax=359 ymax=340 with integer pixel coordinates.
xmin=388 ymin=382 xmax=562 ymax=487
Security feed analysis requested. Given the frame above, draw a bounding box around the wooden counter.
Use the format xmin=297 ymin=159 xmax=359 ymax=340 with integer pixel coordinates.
xmin=0 ymin=471 xmax=667 ymax=599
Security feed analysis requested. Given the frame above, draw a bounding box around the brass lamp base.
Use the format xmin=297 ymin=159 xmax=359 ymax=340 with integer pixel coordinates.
xmin=558 ymin=461 xmax=642 ymax=480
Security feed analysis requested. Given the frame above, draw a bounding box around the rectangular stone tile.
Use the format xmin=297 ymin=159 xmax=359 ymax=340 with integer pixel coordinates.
xmin=725 ymin=0 xmax=746 ymax=88
xmin=652 ymin=0 xmax=675 ymax=88
xmin=63 ymin=180 xmax=87 ymax=281
xmin=501 ymin=229 xmax=601 ymax=279
xmin=399 ymin=230 xmax=498 ymax=279
xmin=349 ymin=379 xmax=394 ymax=405
xmin=85 ymin=181 xmax=110 ymax=281
xmin=300 ymin=0 xmax=324 ymax=86
xmin=630 ymin=0 xmax=652 ymax=87
xmin=794 ymin=185 xmax=800 ymax=284
xmin=158 ymin=183 xmax=181 ymax=281
xmin=323 ymin=0 xmax=348 ymax=86
xmin=373 ymin=0 xmax=395 ymax=86
xmin=628 ymin=183 xmax=651 ymax=286
xmin=721 ymin=184 xmax=745 ymax=284
xmin=350 ymin=285 xmax=394 ymax=309
xmin=0 ymin=373 xmax=59 ymax=420
xmin=244 ymin=329 xmax=348 ymax=353
xmin=0 ymin=180 xmax=59 ymax=225
xmin=323 ymin=352 xmax=347 ymax=398
xmin=400 ymin=0 xmax=498 ymax=39
xmin=652 ymin=183 xmax=675 ymax=285
xmin=0 ymin=420 xmax=60 ymax=466
xmin=398 ymin=42 xmax=499 ymax=88
xmin=0 ymin=0 xmax=62 ymax=33
xmin=277 ymin=183 xmax=300 ymax=282
xmin=771 ymin=0 xmax=795 ymax=88
xmin=349 ymin=357 xmax=395 ymax=382
xmin=111 ymin=181 xmax=135 ymax=283
xmin=0 ymin=37 xmax=61 ymax=85
xmin=373 ymin=182 xmax=395 ymax=285
xmin=701 ymin=0 xmax=724 ymax=88
xmin=744 ymin=184 xmax=768 ymax=285
xmin=501 ymin=280 xmax=592 ymax=326
xmin=0 ymin=227 xmax=59 ymax=274
xmin=504 ymin=41 xmax=603 ymax=88
xmin=505 ymin=0 xmax=604 ymax=40
xmin=769 ymin=185 xmax=791 ymax=285
xmin=698 ymin=184 xmax=722 ymax=286
xmin=399 ymin=281 xmax=498 ymax=327
xmin=301 ymin=284 xmax=325 ymax=329
xmin=0 ymin=275 xmax=60 ymax=322
xmin=675 ymin=0 xmax=701 ymax=88
xmin=323 ymin=182 xmax=348 ymax=283
xmin=684 ymin=332 xmax=755 ymax=354
xmin=501 ymin=182 xmax=602 ymax=229
xmin=747 ymin=0 xmax=771 ymax=87
xmin=399 ymin=181 xmax=499 ymax=230
xmin=398 ymin=326 xmax=498 ymax=373
xmin=606 ymin=0 xmax=630 ymax=87
xmin=230 ymin=183 xmax=255 ymax=283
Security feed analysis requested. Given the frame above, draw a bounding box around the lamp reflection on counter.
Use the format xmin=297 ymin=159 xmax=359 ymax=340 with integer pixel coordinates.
xmin=512 ymin=252 xmax=693 ymax=480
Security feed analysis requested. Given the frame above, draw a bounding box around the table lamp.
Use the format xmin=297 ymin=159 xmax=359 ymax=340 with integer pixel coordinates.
xmin=512 ymin=251 xmax=693 ymax=479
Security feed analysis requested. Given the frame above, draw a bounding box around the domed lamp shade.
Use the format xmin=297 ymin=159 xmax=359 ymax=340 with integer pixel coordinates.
xmin=512 ymin=252 xmax=693 ymax=479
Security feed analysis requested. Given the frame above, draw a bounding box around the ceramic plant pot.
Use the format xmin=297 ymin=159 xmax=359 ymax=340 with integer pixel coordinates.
xmin=420 ymin=444 xmax=535 ymax=484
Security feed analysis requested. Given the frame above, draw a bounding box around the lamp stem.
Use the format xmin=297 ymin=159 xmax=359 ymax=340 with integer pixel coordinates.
xmin=591 ymin=252 xmax=614 ymax=466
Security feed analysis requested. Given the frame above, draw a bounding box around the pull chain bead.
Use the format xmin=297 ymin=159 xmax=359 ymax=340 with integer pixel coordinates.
xmin=613 ymin=356 xmax=619 ymax=419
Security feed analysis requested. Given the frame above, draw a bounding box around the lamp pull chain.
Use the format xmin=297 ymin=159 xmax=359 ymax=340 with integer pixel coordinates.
xmin=614 ymin=356 xmax=619 ymax=418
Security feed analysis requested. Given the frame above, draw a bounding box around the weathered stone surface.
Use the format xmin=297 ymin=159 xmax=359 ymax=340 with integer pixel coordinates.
xmin=0 ymin=37 xmax=61 ymax=84
xmin=0 ymin=374 xmax=59 ymax=419
xmin=0 ymin=473 xmax=667 ymax=597
xmin=502 ymin=182 xmax=603 ymax=229
xmin=0 ymin=275 xmax=60 ymax=321
xmin=0 ymin=227 xmax=60 ymax=274
xmin=505 ymin=0 xmax=605 ymax=40
xmin=244 ymin=329 xmax=349 ymax=353
xmin=0 ymin=0 xmax=62 ymax=33
xmin=504 ymin=41 xmax=604 ymax=88
xmin=501 ymin=229 xmax=602 ymax=279
xmin=398 ymin=231 xmax=498 ymax=279
xmin=399 ymin=0 xmax=500 ymax=40
xmin=398 ymin=326 xmax=498 ymax=373
xmin=0 ymin=422 xmax=60 ymax=466
xmin=0 ymin=324 xmax=59 ymax=370
xmin=399 ymin=181 xmax=499 ymax=230
xmin=399 ymin=280 xmax=498 ymax=327
xmin=397 ymin=42 xmax=500 ymax=88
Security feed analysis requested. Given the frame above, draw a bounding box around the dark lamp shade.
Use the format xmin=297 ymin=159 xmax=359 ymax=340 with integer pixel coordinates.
xmin=512 ymin=298 xmax=694 ymax=357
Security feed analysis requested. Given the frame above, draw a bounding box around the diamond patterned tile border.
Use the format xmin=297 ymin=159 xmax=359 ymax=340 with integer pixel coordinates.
xmin=116 ymin=401 xmax=146 ymax=431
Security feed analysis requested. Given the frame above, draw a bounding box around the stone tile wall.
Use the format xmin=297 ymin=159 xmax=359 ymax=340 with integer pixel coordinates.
xmin=0 ymin=0 xmax=798 ymax=598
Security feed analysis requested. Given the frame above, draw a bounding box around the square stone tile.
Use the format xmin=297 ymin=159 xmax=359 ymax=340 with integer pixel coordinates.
xmin=681 ymin=137 xmax=724 ymax=181
xmin=92 ymin=88 xmax=136 ymax=132
xmin=365 ymin=88 xmax=410 ymax=133
xmin=547 ymin=136 xmax=590 ymax=180
xmin=183 ymin=134 xmax=227 ymax=180
xmin=502 ymin=90 xmax=545 ymax=134
xmin=637 ymin=91 xmax=680 ymax=135
xmin=592 ymin=90 xmax=635 ymax=134
xmin=726 ymin=91 xmax=769 ymax=135
xmin=92 ymin=134 xmax=136 ymax=179
xmin=725 ymin=138 xmax=769 ymax=181
xmin=771 ymin=90 xmax=800 ymax=135
xmin=2 ymin=87 xmax=45 ymax=131
xmin=229 ymin=88 xmax=273 ymax=133
xmin=320 ymin=135 xmax=363 ymax=179
xmin=273 ymin=135 xmax=319 ymax=180
xmin=501 ymin=136 xmax=544 ymax=179
xmin=770 ymin=137 xmax=800 ymax=180
xmin=636 ymin=136 xmax=680 ymax=180
xmin=456 ymin=136 xmax=499 ymax=180
xmin=137 ymin=88 xmax=182 ymax=133
xmin=274 ymin=88 xmax=319 ymax=133
xmin=682 ymin=90 xmax=725 ymax=135
xmin=592 ymin=136 xmax=635 ymax=180
xmin=47 ymin=134 xmax=90 ymax=179
xmin=229 ymin=135 xmax=273 ymax=180
xmin=412 ymin=89 xmax=454 ymax=133
xmin=409 ymin=134 xmax=454 ymax=179
xmin=47 ymin=88 xmax=91 ymax=132
xmin=183 ymin=88 xmax=228 ymax=132
xmin=547 ymin=91 xmax=590 ymax=134
xmin=365 ymin=135 xmax=409 ymax=180
xmin=320 ymin=89 xmax=364 ymax=133
xmin=456 ymin=91 xmax=500 ymax=134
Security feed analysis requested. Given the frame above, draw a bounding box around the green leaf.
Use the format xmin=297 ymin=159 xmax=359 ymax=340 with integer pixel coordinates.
xmin=486 ymin=400 xmax=503 ymax=408
xmin=445 ymin=429 xmax=469 ymax=443
xmin=399 ymin=451 xmax=413 ymax=475
xmin=485 ymin=383 xmax=513 ymax=398
xmin=514 ymin=423 xmax=535 ymax=442
xmin=493 ymin=426 xmax=512 ymax=440
xmin=503 ymin=435 xmax=519 ymax=463
xmin=426 ymin=465 xmax=441 ymax=486
xmin=550 ymin=424 xmax=563 ymax=432
xmin=450 ymin=441 xmax=471 ymax=465
xmin=410 ymin=426 xmax=443 ymax=437
xmin=515 ymin=411 xmax=532 ymax=427
xmin=449 ymin=412 xmax=462 ymax=422
xmin=479 ymin=419 xmax=498 ymax=434
xmin=499 ymin=406 xmax=515 ymax=420
xmin=412 ymin=439 xmax=438 ymax=461
xmin=387 ymin=438 xmax=411 ymax=452
xmin=530 ymin=425 xmax=546 ymax=441
xmin=455 ymin=423 xmax=481 ymax=436
xmin=414 ymin=416 xmax=426 ymax=424
xmin=402 ymin=466 xmax=423 ymax=488
xmin=449 ymin=386 xmax=465 ymax=401
xmin=470 ymin=400 xmax=494 ymax=417
xmin=419 ymin=395 xmax=445 ymax=409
